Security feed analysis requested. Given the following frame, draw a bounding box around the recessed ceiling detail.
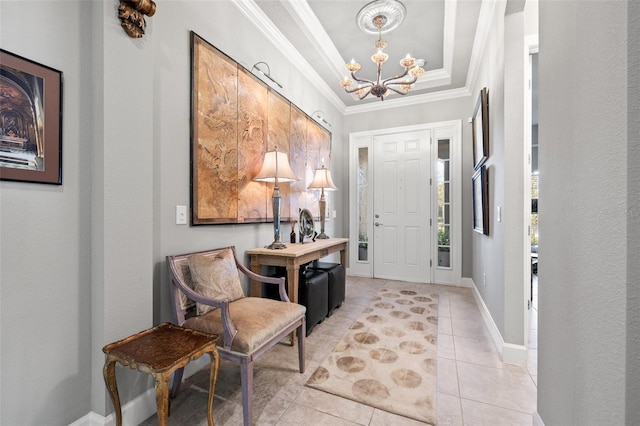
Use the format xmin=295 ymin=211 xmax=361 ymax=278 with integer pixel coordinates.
xmin=245 ymin=0 xmax=491 ymax=112
xmin=356 ymin=0 xmax=407 ymax=34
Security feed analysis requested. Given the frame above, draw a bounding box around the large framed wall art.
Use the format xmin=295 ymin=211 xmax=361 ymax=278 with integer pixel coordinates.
xmin=0 ymin=49 xmax=63 ymax=184
xmin=472 ymin=165 xmax=489 ymax=235
xmin=190 ymin=32 xmax=330 ymax=225
xmin=471 ymin=87 xmax=488 ymax=170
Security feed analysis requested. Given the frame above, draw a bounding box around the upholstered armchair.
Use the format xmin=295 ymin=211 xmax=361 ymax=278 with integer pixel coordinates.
xmin=166 ymin=246 xmax=306 ymax=426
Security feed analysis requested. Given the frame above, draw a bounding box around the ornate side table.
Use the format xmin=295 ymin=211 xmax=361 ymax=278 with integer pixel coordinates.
xmin=102 ymin=322 xmax=219 ymax=426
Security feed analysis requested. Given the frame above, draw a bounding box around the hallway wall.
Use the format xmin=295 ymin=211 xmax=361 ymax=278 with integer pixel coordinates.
xmin=538 ymin=1 xmax=630 ymax=423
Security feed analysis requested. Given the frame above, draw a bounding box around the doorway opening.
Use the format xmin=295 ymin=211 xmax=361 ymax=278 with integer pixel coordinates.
xmin=348 ymin=120 xmax=462 ymax=285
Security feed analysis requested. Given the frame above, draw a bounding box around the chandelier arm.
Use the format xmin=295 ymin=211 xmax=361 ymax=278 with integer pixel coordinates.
xmin=344 ymin=79 xmax=373 ymax=95
xmin=358 ymin=87 xmax=373 ymax=100
xmin=383 ymin=86 xmax=411 ymax=96
xmin=381 ymin=68 xmax=412 ymax=85
xmin=350 ymin=72 xmax=375 ymax=86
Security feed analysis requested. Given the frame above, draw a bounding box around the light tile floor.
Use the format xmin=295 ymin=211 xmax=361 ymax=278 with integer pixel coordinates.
xmin=143 ymin=276 xmax=538 ymax=425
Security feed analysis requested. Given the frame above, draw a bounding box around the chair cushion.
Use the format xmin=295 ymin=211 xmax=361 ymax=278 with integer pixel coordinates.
xmin=183 ymin=297 xmax=306 ymax=353
xmin=187 ymin=249 xmax=245 ymax=315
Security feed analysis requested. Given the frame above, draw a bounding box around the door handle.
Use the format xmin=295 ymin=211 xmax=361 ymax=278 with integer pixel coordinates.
xmin=375 ymin=222 xmax=383 ymax=227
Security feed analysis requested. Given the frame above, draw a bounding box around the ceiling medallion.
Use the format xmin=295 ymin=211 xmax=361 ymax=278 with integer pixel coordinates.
xmin=340 ymin=0 xmax=425 ymax=101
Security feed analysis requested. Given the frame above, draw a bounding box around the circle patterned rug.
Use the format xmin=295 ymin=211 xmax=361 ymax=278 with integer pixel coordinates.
xmin=306 ymin=288 xmax=438 ymax=424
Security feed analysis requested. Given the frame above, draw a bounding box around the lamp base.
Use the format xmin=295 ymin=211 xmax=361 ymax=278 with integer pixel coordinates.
xmin=316 ymin=232 xmax=329 ymax=239
xmin=265 ymin=241 xmax=288 ymax=250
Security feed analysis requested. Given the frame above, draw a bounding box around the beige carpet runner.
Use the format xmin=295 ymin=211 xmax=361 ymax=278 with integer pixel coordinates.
xmin=306 ymin=288 xmax=438 ymax=424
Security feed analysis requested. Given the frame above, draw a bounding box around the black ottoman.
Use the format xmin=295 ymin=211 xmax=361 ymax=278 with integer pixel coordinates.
xmin=264 ymin=266 xmax=329 ymax=336
xmin=299 ymin=267 xmax=329 ymax=335
xmin=261 ymin=276 xmax=288 ymax=301
xmin=308 ymin=261 xmax=345 ymax=316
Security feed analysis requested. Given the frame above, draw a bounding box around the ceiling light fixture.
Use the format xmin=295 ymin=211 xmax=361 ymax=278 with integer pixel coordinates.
xmin=339 ymin=0 xmax=425 ymax=101
xmin=251 ymin=61 xmax=283 ymax=89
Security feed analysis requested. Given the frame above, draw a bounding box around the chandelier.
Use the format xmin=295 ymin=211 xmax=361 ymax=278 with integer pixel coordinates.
xmin=339 ymin=0 xmax=425 ymax=101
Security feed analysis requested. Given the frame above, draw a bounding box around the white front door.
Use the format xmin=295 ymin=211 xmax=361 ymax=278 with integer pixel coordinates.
xmin=373 ymin=130 xmax=431 ymax=282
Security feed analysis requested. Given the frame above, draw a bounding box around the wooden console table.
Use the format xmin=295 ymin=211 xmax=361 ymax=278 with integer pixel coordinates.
xmin=247 ymin=237 xmax=349 ymax=305
xmin=102 ymin=322 xmax=219 ymax=426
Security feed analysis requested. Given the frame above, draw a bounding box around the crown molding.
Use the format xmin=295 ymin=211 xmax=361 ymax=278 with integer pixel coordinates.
xmin=466 ymin=0 xmax=503 ymax=96
xmin=285 ymin=0 xmax=457 ymax=104
xmin=233 ymin=0 xmax=346 ymax=113
xmin=344 ymin=86 xmax=471 ymax=115
xmin=235 ymin=0 xmax=493 ymax=115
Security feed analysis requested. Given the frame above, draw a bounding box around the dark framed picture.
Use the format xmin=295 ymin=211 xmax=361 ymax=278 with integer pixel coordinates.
xmin=0 ymin=49 xmax=63 ymax=184
xmin=472 ymin=87 xmax=489 ymax=170
xmin=472 ymin=165 xmax=489 ymax=235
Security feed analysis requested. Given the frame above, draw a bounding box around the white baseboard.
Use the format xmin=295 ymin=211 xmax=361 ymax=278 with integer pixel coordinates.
xmin=533 ymin=411 xmax=545 ymax=426
xmin=69 ymin=357 xmax=210 ymax=426
xmin=460 ymin=277 xmax=474 ymax=288
xmin=468 ymin=279 xmax=528 ymax=365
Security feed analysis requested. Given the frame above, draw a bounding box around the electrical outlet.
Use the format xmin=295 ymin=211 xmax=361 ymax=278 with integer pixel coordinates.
xmin=176 ymin=205 xmax=187 ymax=225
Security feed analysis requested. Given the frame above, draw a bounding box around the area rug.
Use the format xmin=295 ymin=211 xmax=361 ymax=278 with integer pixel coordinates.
xmin=306 ymin=288 xmax=439 ymax=424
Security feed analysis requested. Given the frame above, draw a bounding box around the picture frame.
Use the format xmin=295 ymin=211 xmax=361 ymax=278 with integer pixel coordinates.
xmin=0 ymin=49 xmax=63 ymax=184
xmin=189 ymin=32 xmax=330 ymax=225
xmin=472 ymin=165 xmax=489 ymax=235
xmin=472 ymin=87 xmax=489 ymax=170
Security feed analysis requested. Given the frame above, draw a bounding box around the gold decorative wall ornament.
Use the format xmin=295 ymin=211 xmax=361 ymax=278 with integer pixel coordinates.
xmin=118 ymin=0 xmax=156 ymax=38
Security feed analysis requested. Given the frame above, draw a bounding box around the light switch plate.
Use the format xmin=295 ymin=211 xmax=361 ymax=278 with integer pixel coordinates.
xmin=176 ymin=205 xmax=187 ymax=225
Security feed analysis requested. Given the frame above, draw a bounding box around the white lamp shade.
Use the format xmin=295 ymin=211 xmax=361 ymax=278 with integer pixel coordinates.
xmin=308 ymin=166 xmax=337 ymax=190
xmin=254 ymin=150 xmax=298 ymax=183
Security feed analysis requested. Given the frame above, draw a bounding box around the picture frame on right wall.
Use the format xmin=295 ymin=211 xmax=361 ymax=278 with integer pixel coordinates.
xmin=472 ymin=165 xmax=489 ymax=235
xmin=472 ymin=87 xmax=489 ymax=170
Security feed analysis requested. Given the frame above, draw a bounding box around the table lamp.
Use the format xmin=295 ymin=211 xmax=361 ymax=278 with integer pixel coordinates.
xmin=307 ymin=165 xmax=337 ymax=239
xmin=254 ymin=148 xmax=298 ymax=249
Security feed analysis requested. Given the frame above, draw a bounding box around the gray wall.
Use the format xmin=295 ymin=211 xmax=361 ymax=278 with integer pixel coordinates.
xmin=0 ymin=1 xmax=344 ymax=424
xmin=628 ymin=3 xmax=640 ymax=423
xmin=469 ymin=1 xmax=508 ymax=337
xmin=538 ymin=1 xmax=630 ymax=423
xmin=1 ymin=2 xmax=94 ymax=423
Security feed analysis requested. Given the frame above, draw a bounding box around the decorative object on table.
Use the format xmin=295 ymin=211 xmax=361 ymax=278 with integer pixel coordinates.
xmin=254 ymin=148 xmax=298 ymax=249
xmin=306 ymin=288 xmax=439 ymax=424
xmin=167 ymin=246 xmax=306 ymax=426
xmin=472 ymin=86 xmax=489 ymax=169
xmin=339 ymin=0 xmax=425 ymax=101
xmin=290 ymin=220 xmax=297 ymax=243
xmin=472 ymin=165 xmax=489 ymax=235
xmin=118 ymin=0 xmax=156 ymax=38
xmin=299 ymin=208 xmax=315 ymax=243
xmin=307 ymin=165 xmax=337 ymax=239
xmin=0 ymin=49 xmax=62 ymax=185
xmin=189 ymin=32 xmax=331 ymax=225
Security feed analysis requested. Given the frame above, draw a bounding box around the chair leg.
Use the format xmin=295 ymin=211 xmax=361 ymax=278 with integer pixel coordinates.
xmin=298 ymin=319 xmax=306 ymax=373
xmin=170 ymin=367 xmax=184 ymax=399
xmin=240 ymin=358 xmax=253 ymax=426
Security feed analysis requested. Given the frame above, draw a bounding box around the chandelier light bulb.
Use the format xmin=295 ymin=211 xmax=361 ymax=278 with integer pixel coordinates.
xmin=340 ymin=76 xmax=354 ymax=87
xmin=409 ymin=67 xmax=425 ymax=78
xmin=399 ymin=54 xmax=416 ymax=68
xmin=346 ymin=59 xmax=361 ymax=72
xmin=371 ymin=50 xmax=389 ymax=64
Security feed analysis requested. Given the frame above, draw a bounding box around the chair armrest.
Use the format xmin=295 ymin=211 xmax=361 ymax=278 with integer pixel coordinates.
xmin=233 ymin=248 xmax=290 ymax=302
xmin=167 ymin=258 xmax=239 ymax=346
